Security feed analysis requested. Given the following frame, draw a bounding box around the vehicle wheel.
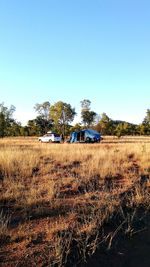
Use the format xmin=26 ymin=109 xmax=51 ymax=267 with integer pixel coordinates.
xmin=86 ymin=137 xmax=91 ymax=143
xmin=49 ymin=139 xmax=52 ymax=143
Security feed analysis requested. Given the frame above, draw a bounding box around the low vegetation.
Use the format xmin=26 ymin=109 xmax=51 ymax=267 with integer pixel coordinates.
xmin=0 ymin=137 xmax=150 ymax=266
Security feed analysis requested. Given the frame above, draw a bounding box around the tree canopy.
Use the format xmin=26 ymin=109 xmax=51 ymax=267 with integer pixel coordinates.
xmin=50 ymin=101 xmax=76 ymax=136
xmin=0 ymin=103 xmax=16 ymax=137
xmin=80 ymin=99 xmax=97 ymax=127
xmin=0 ymin=100 xmax=150 ymax=137
xmin=34 ymin=101 xmax=53 ymax=134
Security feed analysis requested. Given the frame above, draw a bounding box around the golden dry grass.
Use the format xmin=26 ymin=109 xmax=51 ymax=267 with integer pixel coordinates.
xmin=0 ymin=136 xmax=150 ymax=266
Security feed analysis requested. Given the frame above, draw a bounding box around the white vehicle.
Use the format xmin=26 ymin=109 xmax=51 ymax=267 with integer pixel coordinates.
xmin=38 ymin=133 xmax=61 ymax=143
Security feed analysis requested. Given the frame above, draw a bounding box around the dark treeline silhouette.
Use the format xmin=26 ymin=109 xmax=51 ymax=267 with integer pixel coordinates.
xmin=0 ymin=100 xmax=150 ymax=137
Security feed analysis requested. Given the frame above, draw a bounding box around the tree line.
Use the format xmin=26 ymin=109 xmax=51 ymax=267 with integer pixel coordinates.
xmin=0 ymin=100 xmax=150 ymax=138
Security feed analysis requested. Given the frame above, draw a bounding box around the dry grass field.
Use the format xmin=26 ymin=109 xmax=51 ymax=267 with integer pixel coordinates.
xmin=0 ymin=136 xmax=150 ymax=266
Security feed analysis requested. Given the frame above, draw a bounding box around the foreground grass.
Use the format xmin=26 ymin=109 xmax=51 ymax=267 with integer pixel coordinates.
xmin=0 ymin=137 xmax=150 ymax=266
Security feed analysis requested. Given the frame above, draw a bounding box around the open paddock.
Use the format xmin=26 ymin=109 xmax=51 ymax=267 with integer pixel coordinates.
xmin=0 ymin=136 xmax=150 ymax=266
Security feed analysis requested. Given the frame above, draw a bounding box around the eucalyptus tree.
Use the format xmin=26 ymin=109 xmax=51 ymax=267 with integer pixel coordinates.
xmin=34 ymin=101 xmax=53 ymax=134
xmin=50 ymin=101 xmax=76 ymax=136
xmin=80 ymin=99 xmax=97 ymax=127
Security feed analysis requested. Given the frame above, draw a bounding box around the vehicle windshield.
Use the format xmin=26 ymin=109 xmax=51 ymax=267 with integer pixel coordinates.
xmin=54 ymin=134 xmax=60 ymax=137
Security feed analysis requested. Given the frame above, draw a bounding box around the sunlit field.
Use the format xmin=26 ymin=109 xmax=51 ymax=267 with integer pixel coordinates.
xmin=0 ymin=137 xmax=150 ymax=266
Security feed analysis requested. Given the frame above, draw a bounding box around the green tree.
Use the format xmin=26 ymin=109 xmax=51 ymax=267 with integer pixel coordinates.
xmin=0 ymin=112 xmax=6 ymax=137
xmin=80 ymin=99 xmax=97 ymax=127
xmin=27 ymin=120 xmax=40 ymax=136
xmin=115 ymin=122 xmax=136 ymax=137
xmin=143 ymin=109 xmax=150 ymax=125
xmin=50 ymin=101 xmax=76 ymax=136
xmin=115 ymin=123 xmax=127 ymax=137
xmin=141 ymin=109 xmax=150 ymax=135
xmin=136 ymin=124 xmax=146 ymax=135
xmin=0 ymin=103 xmax=16 ymax=137
xmin=20 ymin=126 xmax=30 ymax=136
xmin=7 ymin=121 xmax=22 ymax=136
xmin=34 ymin=101 xmax=53 ymax=134
xmin=70 ymin=123 xmax=82 ymax=133
xmin=34 ymin=101 xmax=51 ymax=120
xmin=97 ymin=113 xmax=114 ymax=135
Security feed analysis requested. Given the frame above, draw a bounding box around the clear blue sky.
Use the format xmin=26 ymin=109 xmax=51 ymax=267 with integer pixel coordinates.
xmin=0 ymin=0 xmax=149 ymax=125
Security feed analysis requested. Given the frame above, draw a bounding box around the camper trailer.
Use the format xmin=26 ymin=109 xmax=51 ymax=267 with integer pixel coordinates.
xmin=69 ymin=129 xmax=101 ymax=143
